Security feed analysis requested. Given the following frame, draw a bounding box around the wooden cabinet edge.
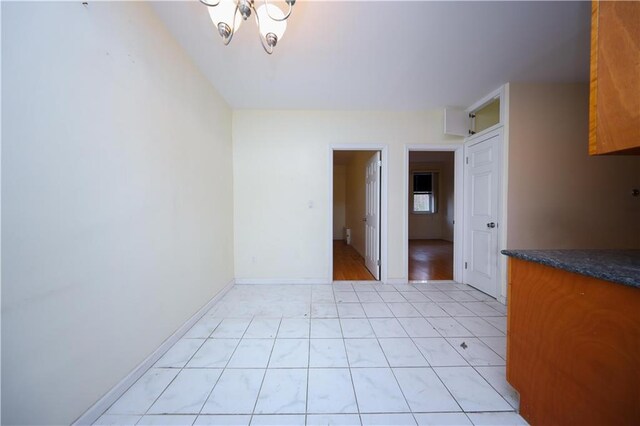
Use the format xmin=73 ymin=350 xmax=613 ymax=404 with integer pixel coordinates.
xmin=588 ymin=0 xmax=599 ymax=156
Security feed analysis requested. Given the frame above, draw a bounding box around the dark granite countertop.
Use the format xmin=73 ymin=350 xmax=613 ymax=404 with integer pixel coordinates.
xmin=501 ymin=249 xmax=640 ymax=288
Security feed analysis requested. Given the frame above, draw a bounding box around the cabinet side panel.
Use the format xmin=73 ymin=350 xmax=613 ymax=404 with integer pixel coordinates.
xmin=507 ymin=258 xmax=640 ymax=425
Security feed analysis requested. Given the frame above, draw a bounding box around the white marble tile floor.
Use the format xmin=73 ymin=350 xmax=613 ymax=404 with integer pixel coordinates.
xmin=96 ymin=283 xmax=525 ymax=425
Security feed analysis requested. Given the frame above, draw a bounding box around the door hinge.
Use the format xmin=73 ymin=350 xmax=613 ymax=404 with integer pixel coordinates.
xmin=464 ymin=262 xmax=468 ymax=269
xmin=377 ymin=259 xmax=380 ymax=266
xmin=465 ymin=156 xmax=469 ymax=165
xmin=468 ymin=130 xmax=476 ymax=136
xmin=469 ymin=113 xmax=476 ymax=118
xmin=378 ymin=160 xmax=382 ymax=167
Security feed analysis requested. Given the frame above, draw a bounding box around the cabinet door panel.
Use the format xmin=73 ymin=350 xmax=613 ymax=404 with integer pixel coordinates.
xmin=589 ymin=0 xmax=640 ymax=155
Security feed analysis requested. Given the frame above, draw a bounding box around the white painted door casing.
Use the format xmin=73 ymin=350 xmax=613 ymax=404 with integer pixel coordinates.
xmin=365 ymin=152 xmax=381 ymax=280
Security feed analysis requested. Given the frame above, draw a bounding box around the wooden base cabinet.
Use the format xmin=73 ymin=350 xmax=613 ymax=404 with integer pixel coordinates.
xmin=506 ymin=259 xmax=640 ymax=425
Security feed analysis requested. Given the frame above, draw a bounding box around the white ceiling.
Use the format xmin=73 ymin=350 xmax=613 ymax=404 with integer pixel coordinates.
xmin=151 ymin=1 xmax=591 ymax=110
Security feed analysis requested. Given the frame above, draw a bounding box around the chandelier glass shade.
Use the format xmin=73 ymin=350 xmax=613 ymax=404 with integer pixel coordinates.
xmin=201 ymin=0 xmax=295 ymax=54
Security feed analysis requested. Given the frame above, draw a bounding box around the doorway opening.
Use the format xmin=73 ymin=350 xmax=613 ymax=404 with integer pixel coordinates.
xmin=332 ymin=150 xmax=381 ymax=281
xmin=407 ymin=150 xmax=456 ymax=281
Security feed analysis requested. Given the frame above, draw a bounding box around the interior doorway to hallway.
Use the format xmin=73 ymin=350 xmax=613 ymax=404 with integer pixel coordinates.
xmin=407 ymin=150 xmax=456 ymax=281
xmin=332 ymin=150 xmax=381 ymax=281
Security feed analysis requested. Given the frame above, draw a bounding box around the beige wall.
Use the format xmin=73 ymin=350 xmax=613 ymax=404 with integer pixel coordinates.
xmin=332 ymin=165 xmax=346 ymax=240
xmin=507 ymin=83 xmax=640 ymax=249
xmin=233 ymin=110 xmax=461 ymax=282
xmin=344 ymin=152 xmax=376 ymax=257
xmin=1 ymin=3 xmax=234 ymax=424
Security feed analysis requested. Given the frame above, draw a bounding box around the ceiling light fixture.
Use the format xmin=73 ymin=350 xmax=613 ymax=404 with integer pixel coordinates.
xmin=201 ymin=0 xmax=295 ymax=54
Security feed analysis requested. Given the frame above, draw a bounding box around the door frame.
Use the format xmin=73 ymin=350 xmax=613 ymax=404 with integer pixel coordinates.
xmin=463 ymin=127 xmax=508 ymax=302
xmin=403 ymin=144 xmax=464 ymax=283
xmin=364 ymin=151 xmax=382 ymax=280
xmin=329 ymin=144 xmax=388 ymax=283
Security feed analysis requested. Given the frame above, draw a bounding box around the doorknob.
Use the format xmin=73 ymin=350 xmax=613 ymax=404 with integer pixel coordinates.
xmin=487 ymin=222 xmax=496 ymax=228
xmin=363 ymin=218 xmax=367 ymax=222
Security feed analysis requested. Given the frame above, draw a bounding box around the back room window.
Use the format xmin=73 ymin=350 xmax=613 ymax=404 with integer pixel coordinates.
xmin=412 ymin=172 xmax=438 ymax=214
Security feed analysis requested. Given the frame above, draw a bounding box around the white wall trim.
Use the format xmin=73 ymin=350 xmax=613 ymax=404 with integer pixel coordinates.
xmin=468 ymin=85 xmax=505 ymax=115
xmin=409 ymin=280 xmax=459 ymax=284
xmin=384 ymin=278 xmax=409 ymax=285
xmin=335 ymin=280 xmax=380 ymax=285
xmin=500 ymin=83 xmax=511 ymax=301
xmin=403 ymin=144 xmax=464 ymax=284
xmin=329 ymin=144 xmax=389 ymax=284
xmin=234 ymin=278 xmax=330 ymax=285
xmin=72 ymin=279 xmax=235 ymax=426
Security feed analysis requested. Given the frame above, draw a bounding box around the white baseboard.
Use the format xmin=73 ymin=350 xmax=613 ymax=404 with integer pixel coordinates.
xmin=72 ymin=279 xmax=235 ymax=426
xmin=384 ymin=278 xmax=409 ymax=285
xmin=234 ymin=278 xmax=330 ymax=285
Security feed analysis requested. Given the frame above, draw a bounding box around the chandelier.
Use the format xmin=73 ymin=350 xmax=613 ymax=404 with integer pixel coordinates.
xmin=200 ymin=0 xmax=296 ymax=54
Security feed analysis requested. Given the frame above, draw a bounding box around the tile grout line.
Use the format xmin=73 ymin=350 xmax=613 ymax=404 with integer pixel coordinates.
xmin=466 ymin=363 xmax=515 ymax=412
xmin=199 ymin=317 xmax=255 ymax=420
xmin=179 ymin=318 xmax=228 ymax=425
xmin=432 ymin=365 xmax=516 ymax=416
xmin=373 ymin=326 xmax=417 ymax=416
xmin=336 ymin=293 xmax=364 ymax=426
xmin=98 ymin=318 xmax=221 ymax=423
xmin=424 ymin=364 xmax=467 ymax=415
xmin=249 ymin=317 xmax=283 ymax=422
xmin=305 ymin=291 xmax=313 ymax=426
xmin=133 ymin=318 xmax=224 ymax=423
xmin=463 ymin=412 xmax=475 ymax=424
xmin=124 ymin=315 xmax=226 ymax=424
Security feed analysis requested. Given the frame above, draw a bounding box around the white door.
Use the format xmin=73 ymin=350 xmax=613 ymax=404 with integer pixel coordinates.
xmin=365 ymin=152 xmax=381 ymax=280
xmin=463 ymin=130 xmax=502 ymax=297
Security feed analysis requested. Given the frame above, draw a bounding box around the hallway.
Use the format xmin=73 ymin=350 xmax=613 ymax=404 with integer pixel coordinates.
xmin=333 ymin=240 xmax=375 ymax=281
xmin=96 ymin=282 xmax=525 ymax=425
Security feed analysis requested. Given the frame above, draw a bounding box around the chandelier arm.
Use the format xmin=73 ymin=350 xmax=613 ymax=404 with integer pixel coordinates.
xmin=261 ymin=0 xmax=293 ymax=21
xmin=200 ymin=0 xmax=222 ymax=7
xmin=252 ymin=3 xmax=274 ymax=54
xmin=221 ymin=4 xmax=241 ymax=46
xmin=258 ymin=36 xmax=274 ymax=54
xmin=222 ymin=31 xmax=233 ymax=46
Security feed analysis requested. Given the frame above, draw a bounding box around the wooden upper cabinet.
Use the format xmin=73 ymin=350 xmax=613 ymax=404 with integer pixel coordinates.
xmin=589 ymin=0 xmax=640 ymax=155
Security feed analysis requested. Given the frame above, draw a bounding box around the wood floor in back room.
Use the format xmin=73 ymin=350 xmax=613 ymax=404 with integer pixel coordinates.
xmin=332 ymin=240 xmax=375 ymax=281
xmin=333 ymin=239 xmax=454 ymax=281
xmin=409 ymin=239 xmax=453 ymax=281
